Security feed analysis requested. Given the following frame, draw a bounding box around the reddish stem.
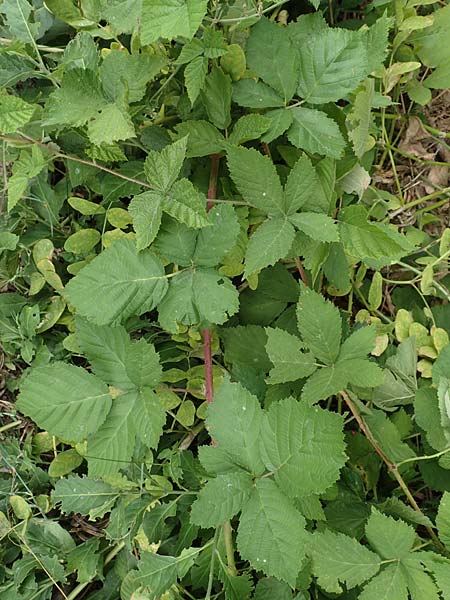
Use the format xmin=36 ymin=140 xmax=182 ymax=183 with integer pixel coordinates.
xmin=206 ymin=154 xmax=220 ymax=211
xmin=203 ymin=154 xmax=220 ymax=405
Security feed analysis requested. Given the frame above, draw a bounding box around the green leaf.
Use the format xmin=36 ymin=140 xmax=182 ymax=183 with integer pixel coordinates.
xmin=339 ymin=206 xmax=412 ymax=263
xmin=260 ymin=397 xmax=346 ymax=497
xmin=101 ymin=50 xmax=167 ymax=103
xmin=364 ymin=410 xmax=416 ymax=465
xmin=297 ymin=287 xmax=342 ymax=364
xmin=237 ymin=478 xmax=307 ymax=587
xmin=244 ymin=218 xmax=295 ymax=277
xmin=227 ymin=146 xmax=285 ymax=216
xmin=44 ymin=69 xmax=105 ymax=127
xmin=218 ymin=567 xmax=253 ymax=600
xmin=140 ymin=0 xmax=208 ymax=44
xmin=193 ymin=204 xmax=240 ymax=267
xmin=202 ymin=66 xmax=232 ymax=130
xmin=160 ymin=179 xmax=208 ymax=229
xmin=67 ymin=539 xmax=101 ymax=584
xmin=265 ymin=327 xmax=316 ymax=384
xmin=124 ymin=338 xmax=162 ymax=390
xmin=301 ymin=363 xmax=348 ymax=404
xmin=364 ymin=13 xmax=393 ymax=73
xmin=360 ymin=564 xmax=408 ymax=600
xmin=228 ymin=114 xmax=271 ymax=146
xmin=366 ymin=508 xmax=416 ymax=560
xmin=0 ymin=94 xmax=34 ymax=133
xmin=185 ymin=55 xmax=208 ymax=104
xmin=190 ymin=472 xmax=253 ymax=528
xmin=144 ymin=137 xmax=188 ymax=193
xmin=310 ymin=530 xmax=380 ymax=593
xmin=297 ymin=28 xmax=368 ymax=103
xmin=65 ymin=238 xmax=168 ymax=325
xmin=348 ymin=79 xmax=375 ymax=159
xmin=288 ymin=107 xmax=346 ymax=158
xmin=87 ymin=104 xmax=135 ymax=146
xmin=87 ymin=391 xmax=136 ymax=477
xmin=437 ymin=492 xmax=450 ymax=550
xmin=53 ymin=476 xmax=119 ymax=520
xmin=246 ymin=17 xmax=298 ymax=102
xmin=75 ymin=318 xmax=133 ymax=390
xmin=175 ymin=120 xmax=226 ymax=157
xmin=158 ymin=268 xmax=239 ymax=332
xmin=154 ymin=217 xmax=197 ymax=265
xmin=64 ymin=229 xmax=101 ymax=254
xmin=17 ymin=363 xmax=111 ymax=442
xmin=232 ymin=78 xmax=285 ymax=109
xmin=206 ymin=379 xmax=264 ymax=474
xmin=289 ymin=212 xmax=339 ymax=243
xmin=261 ymin=108 xmax=293 ymax=144
xmin=339 ymin=325 xmax=376 ymax=361
xmin=132 ymin=389 xmax=166 ymax=448
xmin=283 ymin=154 xmax=321 ymax=215
xmin=129 ymin=191 xmax=163 ymax=251
xmin=1 ymin=0 xmax=39 ymax=42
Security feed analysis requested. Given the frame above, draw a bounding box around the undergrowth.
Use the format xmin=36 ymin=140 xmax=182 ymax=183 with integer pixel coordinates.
xmin=2 ymin=0 xmax=450 ymax=598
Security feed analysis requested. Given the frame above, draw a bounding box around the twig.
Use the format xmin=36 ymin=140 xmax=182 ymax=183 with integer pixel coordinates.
xmin=294 ymin=257 xmax=309 ymax=287
xmin=340 ymin=390 xmax=448 ymax=556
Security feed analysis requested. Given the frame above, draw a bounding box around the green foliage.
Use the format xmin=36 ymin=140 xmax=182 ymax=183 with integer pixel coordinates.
xmin=2 ymin=0 xmax=450 ymax=598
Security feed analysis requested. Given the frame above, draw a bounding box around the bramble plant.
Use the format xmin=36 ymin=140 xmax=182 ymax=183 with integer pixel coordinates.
xmin=2 ymin=0 xmax=450 ymax=598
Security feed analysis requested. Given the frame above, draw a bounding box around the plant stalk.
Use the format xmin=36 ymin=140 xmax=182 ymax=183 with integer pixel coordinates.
xmin=340 ymin=390 xmax=448 ymax=556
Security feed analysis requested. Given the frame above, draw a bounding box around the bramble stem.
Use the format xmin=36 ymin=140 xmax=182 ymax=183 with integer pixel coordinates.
xmin=340 ymin=390 xmax=448 ymax=556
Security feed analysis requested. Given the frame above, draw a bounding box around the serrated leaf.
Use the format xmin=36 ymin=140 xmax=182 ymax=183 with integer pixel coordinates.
xmin=301 ymin=363 xmax=348 ymax=404
xmin=283 ymin=154 xmax=321 ymax=215
xmin=87 ymin=104 xmax=135 ymax=146
xmin=52 ymin=476 xmax=119 ymax=519
xmin=228 ymin=114 xmax=271 ymax=146
xmin=265 ymin=327 xmax=316 ymax=384
xmin=133 ymin=389 xmax=166 ymax=447
xmin=437 ymin=492 xmax=450 ymax=550
xmin=185 ymin=55 xmax=208 ymax=104
xmin=260 ymin=398 xmax=346 ymax=497
xmin=297 ymin=28 xmax=368 ymax=104
xmin=366 ymin=508 xmax=416 ymax=560
xmin=288 ymin=107 xmax=346 ymax=158
xmin=219 ymin=567 xmax=253 ymax=600
xmin=75 ymin=318 xmax=133 ymax=390
xmin=87 ymin=391 xmax=136 ymax=477
xmin=129 ymin=191 xmax=163 ymax=250
xmin=158 ymin=268 xmax=239 ymax=332
xmin=191 ymin=209 xmax=237 ymax=267
xmin=232 ymin=78 xmax=285 ymax=109
xmin=1 ymin=0 xmax=39 ymax=42
xmin=125 ymin=338 xmax=162 ymax=390
xmin=310 ymin=530 xmax=380 ymax=593
xmin=140 ymin=0 xmax=208 ymax=44
xmin=237 ymin=478 xmax=307 ymax=586
xmin=246 ymin=17 xmax=298 ymax=102
xmin=176 ymin=120 xmax=226 ymax=157
xmin=101 ymin=50 xmax=167 ymax=103
xmin=227 ymin=146 xmax=285 ymax=216
xmin=339 ymin=206 xmax=412 ymax=263
xmin=261 ymin=108 xmax=293 ymax=144
xmin=339 ymin=325 xmax=376 ymax=361
xmin=44 ymin=69 xmax=105 ymax=127
xmin=206 ymin=379 xmax=264 ymax=474
xmin=190 ymin=472 xmax=253 ymax=528
xmin=348 ymin=79 xmax=375 ymax=159
xmin=17 ymin=363 xmax=111 ymax=442
xmin=289 ymin=212 xmax=339 ymax=242
xmin=360 ymin=563 xmax=408 ymax=600
xmin=297 ymin=287 xmax=342 ymax=364
xmin=0 ymin=94 xmax=34 ymax=133
xmin=202 ymin=66 xmax=232 ymax=130
xmin=144 ymin=137 xmax=188 ymax=193
xmin=364 ymin=13 xmax=393 ymax=73
xmin=65 ymin=238 xmax=168 ymax=325
xmin=245 ymin=218 xmax=295 ymax=277
xmin=164 ymin=178 xmax=209 ymax=228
